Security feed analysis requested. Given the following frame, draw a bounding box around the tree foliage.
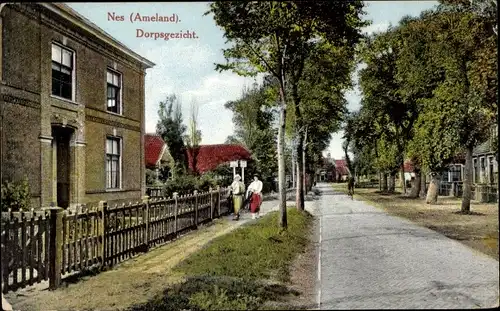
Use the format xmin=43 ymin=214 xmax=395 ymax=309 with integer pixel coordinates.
xmin=156 ymin=94 xmax=188 ymax=178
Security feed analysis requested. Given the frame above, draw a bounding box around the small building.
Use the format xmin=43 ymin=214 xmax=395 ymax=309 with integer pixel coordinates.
xmin=144 ymin=134 xmax=173 ymax=183
xmin=0 ymin=3 xmax=154 ymax=209
xmin=334 ymin=159 xmax=350 ymax=182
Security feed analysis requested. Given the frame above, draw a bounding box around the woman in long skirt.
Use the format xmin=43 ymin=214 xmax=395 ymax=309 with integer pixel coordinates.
xmin=247 ymin=175 xmax=263 ymax=219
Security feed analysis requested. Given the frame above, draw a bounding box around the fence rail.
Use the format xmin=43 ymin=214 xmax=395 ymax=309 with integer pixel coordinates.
xmin=1 ymin=186 xmax=232 ymax=294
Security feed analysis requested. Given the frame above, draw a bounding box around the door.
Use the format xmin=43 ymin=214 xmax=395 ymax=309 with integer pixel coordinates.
xmin=52 ymin=127 xmax=72 ymax=208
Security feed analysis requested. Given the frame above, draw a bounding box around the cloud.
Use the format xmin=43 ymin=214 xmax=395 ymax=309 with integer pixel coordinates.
xmin=140 ymin=40 xmax=265 ymax=144
xmin=361 ymin=21 xmax=390 ymax=35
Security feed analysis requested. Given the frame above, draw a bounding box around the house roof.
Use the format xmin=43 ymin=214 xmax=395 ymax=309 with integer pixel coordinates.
xmin=145 ymin=134 xmax=166 ymax=168
xmin=41 ymin=3 xmax=155 ymax=68
xmin=334 ymin=159 xmax=350 ymax=176
xmin=403 ymin=160 xmax=414 ymax=173
xmin=186 ymin=144 xmax=252 ymax=173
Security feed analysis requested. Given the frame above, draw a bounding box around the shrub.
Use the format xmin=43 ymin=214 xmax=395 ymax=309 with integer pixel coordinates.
xmin=1 ymin=178 xmax=31 ymax=212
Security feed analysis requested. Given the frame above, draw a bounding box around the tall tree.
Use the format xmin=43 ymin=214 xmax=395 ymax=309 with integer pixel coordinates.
xmin=401 ymin=4 xmax=497 ymax=208
xmin=156 ymin=94 xmax=188 ymax=179
xmin=184 ymin=100 xmax=202 ymax=175
xmin=225 ymin=80 xmax=278 ymax=189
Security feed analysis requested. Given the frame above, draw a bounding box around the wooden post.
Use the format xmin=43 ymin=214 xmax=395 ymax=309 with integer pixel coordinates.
xmin=173 ymin=192 xmax=178 ymax=235
xmin=48 ymin=207 xmax=63 ymax=290
xmin=209 ymin=187 xmax=214 ymax=220
xmin=217 ymin=186 xmax=221 ymax=217
xmin=98 ymin=201 xmax=107 ymax=269
xmin=194 ymin=190 xmax=199 ymax=229
xmin=142 ymin=196 xmax=150 ymax=252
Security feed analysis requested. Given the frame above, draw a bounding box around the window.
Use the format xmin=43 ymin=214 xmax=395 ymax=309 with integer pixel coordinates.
xmin=473 ymin=158 xmax=479 ymax=183
xmin=106 ymin=137 xmax=121 ymax=189
xmin=107 ymin=69 xmax=121 ymax=114
xmin=52 ymin=43 xmax=74 ymax=100
xmin=450 ymin=165 xmax=461 ymax=182
xmin=480 ymin=157 xmax=486 ymax=183
xmin=489 ymin=156 xmax=495 ymax=184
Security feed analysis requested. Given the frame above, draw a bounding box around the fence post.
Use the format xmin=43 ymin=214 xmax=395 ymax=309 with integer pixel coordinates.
xmin=98 ymin=201 xmax=107 ymax=269
xmin=142 ymin=195 xmax=150 ymax=252
xmin=209 ymin=187 xmax=214 ymax=220
xmin=48 ymin=207 xmax=63 ymax=290
xmin=173 ymin=192 xmax=178 ymax=235
xmin=194 ymin=190 xmax=199 ymax=229
xmin=217 ymin=186 xmax=221 ymax=217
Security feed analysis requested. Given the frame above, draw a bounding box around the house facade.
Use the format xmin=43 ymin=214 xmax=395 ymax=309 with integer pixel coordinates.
xmin=0 ymin=3 xmax=154 ymax=209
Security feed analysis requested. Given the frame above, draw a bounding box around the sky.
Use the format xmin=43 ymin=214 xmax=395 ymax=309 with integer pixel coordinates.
xmin=67 ymin=1 xmax=439 ymax=159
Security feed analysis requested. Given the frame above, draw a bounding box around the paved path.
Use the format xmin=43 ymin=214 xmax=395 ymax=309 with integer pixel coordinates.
xmin=317 ymin=183 xmax=499 ymax=309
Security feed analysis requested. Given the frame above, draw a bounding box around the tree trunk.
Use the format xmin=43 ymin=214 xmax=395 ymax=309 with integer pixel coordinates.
xmin=409 ymin=168 xmax=421 ymax=198
xmin=302 ymin=130 xmax=307 ymax=195
xmin=278 ymin=83 xmax=287 ymax=229
xmin=419 ymin=171 xmax=427 ymax=198
xmin=425 ymin=173 xmax=440 ymax=204
xmin=461 ymin=146 xmax=473 ymax=213
xmin=401 ymin=162 xmax=406 ymax=194
xmin=379 ymin=172 xmax=382 ymax=191
xmin=388 ymin=172 xmax=396 ymax=193
xmin=382 ymin=173 xmax=388 ymax=192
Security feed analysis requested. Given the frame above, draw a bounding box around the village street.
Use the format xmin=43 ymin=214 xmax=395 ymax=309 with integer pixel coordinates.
xmin=316 ymin=183 xmax=499 ymax=309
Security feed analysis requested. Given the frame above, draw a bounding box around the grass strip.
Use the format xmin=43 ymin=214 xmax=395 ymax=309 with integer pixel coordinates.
xmin=129 ymin=207 xmax=314 ymax=311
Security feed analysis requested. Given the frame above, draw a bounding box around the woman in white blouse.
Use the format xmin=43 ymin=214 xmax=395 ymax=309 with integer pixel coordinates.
xmin=247 ymin=175 xmax=263 ymax=219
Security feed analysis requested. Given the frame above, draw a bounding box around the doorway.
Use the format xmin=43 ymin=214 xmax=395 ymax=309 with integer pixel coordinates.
xmin=52 ymin=126 xmax=73 ymax=209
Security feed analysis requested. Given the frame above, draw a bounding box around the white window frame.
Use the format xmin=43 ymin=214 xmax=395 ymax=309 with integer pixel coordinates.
xmin=105 ymin=136 xmax=122 ymax=190
xmin=106 ymin=68 xmax=123 ymax=115
xmin=51 ymin=42 xmax=76 ymax=102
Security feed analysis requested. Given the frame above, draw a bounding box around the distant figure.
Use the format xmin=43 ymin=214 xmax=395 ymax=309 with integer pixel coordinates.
xmin=230 ymin=174 xmax=245 ymax=221
xmin=347 ymin=176 xmax=355 ymax=199
xmin=247 ymin=175 xmax=263 ymax=219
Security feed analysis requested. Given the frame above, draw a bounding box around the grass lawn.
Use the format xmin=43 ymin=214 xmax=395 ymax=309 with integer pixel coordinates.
xmin=332 ymin=183 xmax=499 ymax=260
xmin=128 ymin=208 xmax=315 ymax=311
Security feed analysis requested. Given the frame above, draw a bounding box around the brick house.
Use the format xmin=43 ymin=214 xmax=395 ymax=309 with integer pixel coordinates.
xmin=0 ymin=3 xmax=154 ymax=209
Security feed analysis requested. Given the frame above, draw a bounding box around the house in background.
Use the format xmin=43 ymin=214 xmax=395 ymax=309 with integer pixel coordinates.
xmin=334 ymin=159 xmax=350 ymax=182
xmin=185 ymin=144 xmax=252 ymax=176
xmin=317 ymin=153 xmax=336 ymax=182
xmin=144 ymin=134 xmax=173 ymax=183
xmin=0 ymin=3 xmax=154 ymax=209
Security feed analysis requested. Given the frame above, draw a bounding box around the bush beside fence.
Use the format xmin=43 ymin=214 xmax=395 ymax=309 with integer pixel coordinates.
xmin=1 ymin=187 xmax=232 ymax=294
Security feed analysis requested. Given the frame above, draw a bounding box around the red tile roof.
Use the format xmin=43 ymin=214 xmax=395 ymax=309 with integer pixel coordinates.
xmin=335 ymin=159 xmax=350 ymax=176
xmin=144 ymin=134 xmax=166 ymax=168
xmin=403 ymin=160 xmax=414 ymax=173
xmin=186 ymin=144 xmax=252 ymax=174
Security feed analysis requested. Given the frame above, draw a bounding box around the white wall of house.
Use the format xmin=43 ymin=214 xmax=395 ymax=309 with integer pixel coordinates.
xmin=404 ymin=172 xmax=415 ymax=181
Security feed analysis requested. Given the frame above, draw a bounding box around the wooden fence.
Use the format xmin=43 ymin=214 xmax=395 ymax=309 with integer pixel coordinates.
xmin=1 ymin=187 xmax=231 ymax=293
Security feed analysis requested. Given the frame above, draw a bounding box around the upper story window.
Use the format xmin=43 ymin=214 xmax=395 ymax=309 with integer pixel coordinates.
xmin=52 ymin=43 xmax=74 ymax=100
xmin=107 ymin=69 xmax=122 ymax=114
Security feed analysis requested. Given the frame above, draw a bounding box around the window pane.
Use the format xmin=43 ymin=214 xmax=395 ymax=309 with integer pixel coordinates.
xmin=60 ymin=82 xmax=72 ymax=100
xmin=52 ymin=78 xmax=61 ymax=96
xmin=113 ymin=140 xmax=119 ymax=155
xmin=111 ymin=171 xmax=117 ymax=188
xmin=62 ymin=49 xmax=72 ymax=67
xmin=61 ymin=66 xmax=71 ymax=77
xmin=107 ymin=71 xmax=113 ymax=84
xmin=113 ymin=74 xmax=120 ymax=86
xmin=107 ymin=99 xmax=116 ymax=108
xmin=106 ymin=140 xmax=113 ymax=154
xmin=52 ymin=44 xmax=61 ymax=62
xmin=52 ymin=62 xmax=61 ymax=71
xmin=107 ymin=85 xmax=116 ymax=99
